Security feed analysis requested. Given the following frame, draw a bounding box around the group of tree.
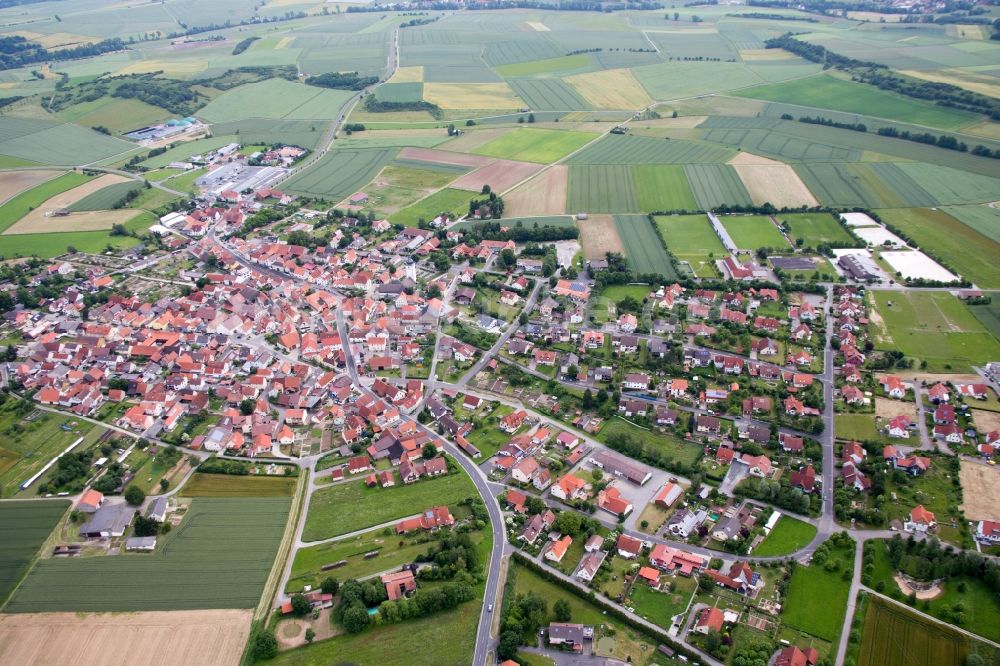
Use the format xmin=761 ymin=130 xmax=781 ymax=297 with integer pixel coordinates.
xmin=461 ymin=219 xmax=578 ymax=245
xmin=0 ymin=35 xmax=124 ymax=71
xmin=231 ymin=36 xmax=259 ymax=55
xmin=363 ymin=96 xmax=443 ymax=119
xmin=307 ymin=71 xmax=378 ymax=90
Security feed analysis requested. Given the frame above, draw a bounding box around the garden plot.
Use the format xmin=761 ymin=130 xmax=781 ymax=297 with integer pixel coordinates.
xmin=449 ymin=159 xmax=542 ymax=193
xmin=0 ymin=610 xmax=252 ymax=666
xmin=880 ymin=250 xmax=960 ymax=283
xmin=503 ymin=166 xmax=568 ymax=217
xmin=579 ymin=214 xmax=625 ymax=260
xmin=728 ymin=152 xmax=818 ymax=208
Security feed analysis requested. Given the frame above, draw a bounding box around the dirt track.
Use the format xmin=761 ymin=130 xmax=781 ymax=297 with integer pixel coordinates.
xmin=0 ymin=609 xmax=252 ymax=666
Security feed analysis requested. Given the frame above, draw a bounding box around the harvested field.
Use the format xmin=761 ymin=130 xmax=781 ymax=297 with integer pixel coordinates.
xmin=731 ymin=162 xmax=819 ymax=208
xmin=450 ymin=159 xmax=542 ymax=193
xmin=579 ymin=214 xmax=624 ymax=260
xmin=503 ymin=166 xmax=568 ymax=216
xmin=388 ymin=66 xmax=423 ymax=83
xmin=971 ymin=409 xmax=1000 ymax=433
xmin=875 ymin=397 xmax=916 ymax=421
xmin=0 ymin=609 xmax=252 ymax=666
xmin=565 ymin=68 xmax=652 ymax=110
xmin=959 ymin=460 xmax=1000 ymax=521
xmin=16 ymin=173 xmax=126 ymax=212
xmin=0 ymin=170 xmax=59 ymax=204
xmin=3 ymin=209 xmax=141 ymax=235
xmin=397 ymin=147 xmax=492 ymax=168
xmin=422 ymin=83 xmax=522 ymax=110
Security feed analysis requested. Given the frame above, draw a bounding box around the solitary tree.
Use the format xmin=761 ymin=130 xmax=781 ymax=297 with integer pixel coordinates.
xmin=305 ymin=627 xmax=315 ymax=644
xmin=422 ymin=442 xmax=437 ymax=459
xmin=554 ymin=599 xmax=572 ymax=622
xmin=252 ymin=631 xmax=278 ymax=660
xmin=290 ymin=593 xmax=311 ymax=616
xmin=320 ymin=576 xmax=339 ymax=595
xmin=124 ymin=485 xmax=145 ymax=506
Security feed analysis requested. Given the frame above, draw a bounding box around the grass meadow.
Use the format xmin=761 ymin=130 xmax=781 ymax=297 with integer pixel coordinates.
xmin=472 ymin=128 xmax=596 ymax=163
xmin=179 ymin=472 xmax=297 ymax=497
xmin=302 ymin=467 xmax=477 ymax=541
xmin=780 ymin=212 xmax=856 ymax=247
xmin=753 ymin=515 xmax=817 ymax=556
xmin=598 ymin=417 xmax=701 ymax=468
xmin=6 ymin=497 xmax=290 ymax=612
xmin=870 ymin=291 xmax=1000 ymax=371
xmin=718 ymin=214 xmax=787 ymax=250
xmin=0 ymin=500 xmax=69 ymax=605
xmin=388 ymin=187 xmax=473 ymax=226
xmin=654 ymin=214 xmax=726 ymax=277
xmin=782 ymin=538 xmax=855 ymax=642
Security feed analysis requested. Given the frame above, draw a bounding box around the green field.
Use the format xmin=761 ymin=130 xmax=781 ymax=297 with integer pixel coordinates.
xmin=941 ymin=204 xmax=1000 ymax=244
xmin=835 ymin=413 xmax=881 ymax=442
xmin=633 ymin=165 xmax=697 ymax=212
xmin=629 ymin=575 xmax=697 ymax=629
xmin=598 ymin=417 xmax=701 ymax=468
xmin=180 ymin=472 xmax=297 ymax=497
xmin=283 ymin=148 xmax=397 ymax=200
xmin=794 ymin=163 xmax=936 ymax=209
xmin=67 ymin=181 xmax=144 ymax=212
xmin=0 ymin=228 xmax=141 ymax=259
xmin=388 ymin=187 xmax=473 ymax=227
xmin=969 ymin=301 xmax=1000 ymax=341
xmin=197 ymin=78 xmax=355 ymax=123
xmin=0 ymin=172 xmax=91 ymax=233
xmin=0 ymin=500 xmax=69 ymax=605
xmin=733 ymin=74 xmax=975 ymax=129
xmin=877 ymin=208 xmax=1000 ymax=289
xmin=895 ymin=163 xmax=1000 ymax=206
xmin=870 ymin=290 xmax=1000 ymax=372
xmin=567 ymin=165 xmax=638 ymax=213
xmin=567 ymin=134 xmax=734 ymax=165
xmin=5 ymin=497 xmax=289 ymax=612
xmin=782 ymin=538 xmax=855 ymax=641
xmin=495 ymin=54 xmax=593 ymax=77
xmin=779 ymin=212 xmax=856 ymax=248
xmin=654 ymin=214 xmax=725 ymax=277
xmin=683 ymin=164 xmax=752 ymax=209
xmin=614 ymin=214 xmax=677 ymax=278
xmin=858 ymin=596 xmax=998 ymax=666
xmin=753 ymin=515 xmax=818 ymax=556
xmin=56 ymin=97 xmax=172 ymax=135
xmin=0 ymin=117 xmax=134 ymax=165
xmin=302 ymin=467 xmax=476 ymax=541
xmin=508 ymin=78 xmax=591 ymax=111
xmin=718 ymin=214 xmax=787 ymax=250
xmin=472 ymin=128 xmax=596 ymax=163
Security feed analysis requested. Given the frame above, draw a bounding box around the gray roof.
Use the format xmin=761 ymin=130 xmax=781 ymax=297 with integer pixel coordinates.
xmin=125 ymin=536 xmax=157 ymax=550
xmin=80 ymin=502 xmax=134 ymax=536
xmin=147 ymin=497 xmax=168 ymax=520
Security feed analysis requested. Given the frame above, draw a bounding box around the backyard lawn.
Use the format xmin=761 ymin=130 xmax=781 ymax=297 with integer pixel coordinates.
xmin=753 ymin=515 xmax=818 ymax=556
xmin=782 ymin=537 xmax=855 ymax=642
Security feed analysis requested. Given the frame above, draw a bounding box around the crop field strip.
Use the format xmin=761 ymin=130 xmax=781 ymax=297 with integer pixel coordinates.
xmin=793 ymin=163 xmax=940 ymax=209
xmin=567 ymin=165 xmax=639 ymax=213
xmin=471 ymin=128 xmax=598 ymax=164
xmin=0 ymin=172 xmax=93 ymax=233
xmin=941 ymin=205 xmax=1000 ymax=243
xmin=633 ymin=165 xmax=697 ymax=212
xmin=0 ymin=501 xmax=70 ymax=605
xmin=683 ymin=164 xmax=753 ymax=210
xmin=0 ymin=116 xmax=133 ymax=166
xmin=613 ymin=214 xmax=677 ymax=279
xmin=566 ymin=134 xmax=735 ymax=165
xmin=282 ymin=148 xmax=398 ymax=200
xmin=507 ymin=78 xmax=592 ymax=111
xmin=67 ymin=181 xmax=144 ymax=212
xmin=858 ymin=597 xmax=989 ymax=666
xmin=5 ymin=497 xmax=290 ymax=612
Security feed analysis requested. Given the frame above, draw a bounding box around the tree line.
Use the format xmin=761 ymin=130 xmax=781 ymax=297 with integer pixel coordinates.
xmin=0 ymin=35 xmax=125 ymax=71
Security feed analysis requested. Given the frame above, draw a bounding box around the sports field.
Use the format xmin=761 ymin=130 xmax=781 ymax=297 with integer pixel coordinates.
xmin=877 ymin=208 xmax=1000 ymax=289
xmin=654 ymin=214 xmax=726 ymax=277
xmin=388 ymin=187 xmax=473 ymax=227
xmin=0 ymin=500 xmax=69 ymax=605
xmin=613 ymin=214 xmax=676 ymax=278
xmin=302 ymin=469 xmax=476 ymax=541
xmin=471 ymin=128 xmax=596 ymax=164
xmin=779 ymin=212 xmax=856 ymax=248
xmin=6 ymin=497 xmax=290 ymax=612
xmin=0 ymin=609 xmax=252 ymax=666
xmin=870 ymin=291 xmax=1000 ymax=372
xmin=718 ymin=214 xmax=788 ymax=250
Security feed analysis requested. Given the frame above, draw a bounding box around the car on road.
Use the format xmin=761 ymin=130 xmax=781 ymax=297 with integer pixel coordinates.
xmin=487 ymin=604 xmax=493 ymax=612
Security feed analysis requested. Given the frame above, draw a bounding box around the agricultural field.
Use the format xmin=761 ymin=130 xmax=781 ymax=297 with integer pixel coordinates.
xmin=179 ymin=472 xmax=297 ymax=497
xmin=0 ymin=501 xmax=69 ymax=605
xmin=450 ymin=159 xmax=542 ymax=194
xmin=495 ymin=54 xmax=593 ymax=78
xmin=895 ymin=163 xmax=1000 ymax=206
xmin=942 ymin=205 xmax=1000 ymax=244
xmin=422 ymin=82 xmax=522 ymax=110
xmin=728 ymin=152 xmax=818 ymax=208
xmin=753 ymin=515 xmax=818 ymax=557
xmin=567 ymin=134 xmax=734 ymax=166
xmin=718 ymin=214 xmax=788 ymax=250
xmin=794 ymin=163 xmax=937 ymax=209
xmin=301 ymin=467 xmax=476 ymax=541
xmin=503 ymin=165 xmax=568 ymax=217
xmin=857 ymin=596 xmax=998 ymax=666
xmin=779 ymin=212 xmax=856 ymax=247
xmin=471 ymin=128 xmax=597 ymax=164
xmin=66 ymin=181 xmax=144 ymax=212
xmin=567 ymin=165 xmax=638 ymax=214
xmin=0 ymin=117 xmax=134 ymax=165
xmin=654 ymin=214 xmax=726 ymax=278
xmin=282 ymin=149 xmax=397 ymax=200
xmin=579 ymin=214 xmax=624 ymax=260
xmin=5 ymin=498 xmax=290 ymax=612
xmin=0 ymin=171 xmax=93 ymax=233
xmin=870 ymin=291 xmax=1000 ymax=372
xmin=507 ymin=78 xmax=591 ymax=111
xmin=388 ymin=188 xmax=474 ymax=227
xmin=0 ymin=229 xmax=140 ymax=259
xmin=633 ymin=165 xmax=697 ymax=212
xmin=782 ymin=538 xmax=855 ymax=642
xmin=0 ymin=170 xmax=59 ymax=204
xmin=565 ymin=68 xmax=651 ymax=110
xmin=877 ymin=208 xmax=1000 ymax=289
xmin=683 ymin=164 xmax=752 ymax=209
xmin=55 ymin=97 xmax=173 ymax=135
xmin=197 ymin=79 xmax=355 ymax=123
xmin=733 ymin=74 xmax=976 ymax=129
xmin=355 ymin=164 xmax=459 ymax=213
xmin=613 ymin=215 xmax=676 ymax=279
